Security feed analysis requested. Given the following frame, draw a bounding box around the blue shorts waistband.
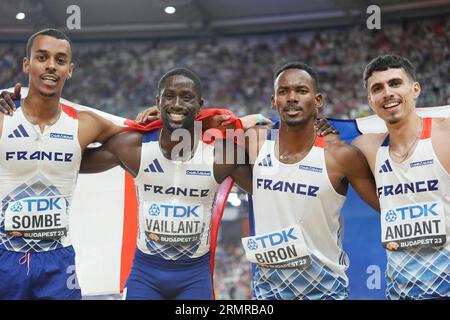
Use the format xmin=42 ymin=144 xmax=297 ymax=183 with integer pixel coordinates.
xmin=135 ymin=248 xmax=210 ymax=269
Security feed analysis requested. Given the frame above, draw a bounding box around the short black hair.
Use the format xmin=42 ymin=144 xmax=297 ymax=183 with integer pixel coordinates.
xmin=26 ymin=28 xmax=72 ymax=58
xmin=157 ymin=68 xmax=202 ymax=98
xmin=363 ymin=55 xmax=417 ymax=88
xmin=274 ymin=61 xmax=319 ymax=90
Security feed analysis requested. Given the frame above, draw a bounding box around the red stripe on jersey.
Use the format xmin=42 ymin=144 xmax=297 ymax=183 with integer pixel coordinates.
xmin=313 ymin=135 xmax=325 ymax=148
xmin=420 ymin=117 xmax=432 ymax=139
xmin=61 ymin=104 xmax=78 ymax=119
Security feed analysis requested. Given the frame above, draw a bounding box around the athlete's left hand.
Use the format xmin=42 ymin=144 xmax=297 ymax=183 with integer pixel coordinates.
xmin=135 ymin=106 xmax=160 ymax=123
xmin=314 ymin=118 xmax=339 ymax=136
xmin=0 ymin=83 xmax=21 ymax=116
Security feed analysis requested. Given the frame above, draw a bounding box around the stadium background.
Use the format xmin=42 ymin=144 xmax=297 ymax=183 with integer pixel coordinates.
xmin=1 ymin=0 xmax=449 ymax=300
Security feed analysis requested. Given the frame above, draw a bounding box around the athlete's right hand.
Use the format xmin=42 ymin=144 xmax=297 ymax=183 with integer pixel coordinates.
xmin=0 ymin=83 xmax=21 ymax=116
xmin=135 ymin=105 xmax=160 ymax=123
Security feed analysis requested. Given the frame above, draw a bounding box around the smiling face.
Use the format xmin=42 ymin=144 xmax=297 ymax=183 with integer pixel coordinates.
xmin=271 ymin=68 xmax=322 ymax=127
xmin=23 ymin=35 xmax=73 ymax=98
xmin=366 ymin=68 xmax=421 ymax=125
xmin=157 ymin=75 xmax=203 ymax=132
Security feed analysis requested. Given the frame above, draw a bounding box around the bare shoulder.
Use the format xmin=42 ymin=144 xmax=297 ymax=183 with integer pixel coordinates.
xmin=77 ymin=110 xmax=107 ymax=124
xmin=432 ymin=117 xmax=450 ymax=130
xmin=352 ymin=133 xmax=385 ymax=151
xmin=431 ymin=117 xmax=450 ymax=172
xmin=325 ymin=134 xmax=378 ymax=173
xmin=324 ymin=135 xmax=358 ymax=162
xmin=110 ymin=130 xmax=144 ymax=146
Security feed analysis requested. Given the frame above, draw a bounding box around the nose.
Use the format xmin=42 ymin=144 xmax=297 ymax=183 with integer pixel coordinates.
xmin=45 ymin=57 xmax=57 ymax=72
xmin=382 ymin=85 xmax=395 ymax=100
xmin=287 ymin=90 xmax=298 ymax=103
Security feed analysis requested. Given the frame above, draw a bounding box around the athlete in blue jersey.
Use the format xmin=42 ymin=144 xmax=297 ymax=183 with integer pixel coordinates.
xmin=0 ymin=29 xmax=130 ymax=300
xmin=353 ymin=55 xmax=449 ymax=299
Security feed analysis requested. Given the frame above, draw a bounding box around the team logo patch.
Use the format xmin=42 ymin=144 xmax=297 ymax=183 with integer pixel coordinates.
xmin=298 ymin=165 xmax=322 ymax=173
xmin=144 ymin=159 xmax=164 ymax=173
xmin=50 ymin=133 xmax=74 ymax=140
xmin=7 ymin=124 xmax=29 ymax=138
xmin=410 ymin=159 xmax=434 ymax=168
xmin=186 ymin=170 xmax=211 ymax=176
xmin=378 ymin=159 xmax=393 ymax=173
xmin=258 ymin=154 xmax=272 ymax=167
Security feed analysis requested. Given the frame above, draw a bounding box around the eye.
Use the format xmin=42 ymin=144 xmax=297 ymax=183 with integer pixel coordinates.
xmin=37 ymin=54 xmax=46 ymax=61
xmin=57 ymin=57 xmax=66 ymax=64
xmin=371 ymin=86 xmax=382 ymax=93
xmin=298 ymin=88 xmax=308 ymax=94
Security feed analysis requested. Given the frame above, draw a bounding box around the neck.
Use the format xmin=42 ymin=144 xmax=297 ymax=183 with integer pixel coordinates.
xmin=159 ymin=125 xmax=197 ymax=161
xmin=23 ymin=88 xmax=61 ymax=120
xmin=386 ymin=113 xmax=422 ymax=162
xmin=278 ymin=120 xmax=317 ymax=153
xmin=387 ymin=113 xmax=422 ymax=147
xmin=275 ymin=120 xmax=317 ymax=164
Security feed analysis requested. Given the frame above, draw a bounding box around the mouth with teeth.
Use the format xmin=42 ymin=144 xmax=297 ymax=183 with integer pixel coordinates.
xmin=167 ymin=110 xmax=188 ymax=122
xmin=40 ymin=74 xmax=59 ymax=85
xmin=382 ymin=101 xmax=401 ymax=110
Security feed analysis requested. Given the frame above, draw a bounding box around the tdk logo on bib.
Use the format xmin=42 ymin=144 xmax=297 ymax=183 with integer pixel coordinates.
xmin=385 ymin=203 xmax=439 ymax=222
xmin=19 ymin=198 xmax=63 ymax=212
xmin=252 ymin=227 xmax=298 ymax=250
xmin=147 ymin=203 xmax=199 ymax=218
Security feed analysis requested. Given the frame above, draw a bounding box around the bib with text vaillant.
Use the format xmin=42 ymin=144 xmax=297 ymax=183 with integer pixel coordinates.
xmin=140 ymin=201 xmax=205 ymax=246
xmin=381 ymin=201 xmax=447 ymax=251
xmin=242 ymin=225 xmax=311 ymax=269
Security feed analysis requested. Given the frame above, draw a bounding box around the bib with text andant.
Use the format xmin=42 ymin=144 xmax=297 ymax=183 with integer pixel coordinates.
xmin=381 ymin=201 xmax=447 ymax=251
xmin=4 ymin=196 xmax=68 ymax=240
xmin=242 ymin=224 xmax=311 ymax=269
xmin=140 ymin=201 xmax=204 ymax=246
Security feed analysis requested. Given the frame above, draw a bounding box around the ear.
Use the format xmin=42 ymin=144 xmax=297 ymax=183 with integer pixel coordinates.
xmin=315 ymin=93 xmax=323 ymax=110
xmin=67 ymin=62 xmax=74 ymax=80
xmin=271 ymin=95 xmax=276 ymax=110
xmin=367 ymin=93 xmax=375 ymax=112
xmin=199 ymin=98 xmax=204 ymax=112
xmin=23 ymin=57 xmax=30 ymax=75
xmin=412 ymin=81 xmax=421 ymax=100
xmin=156 ymin=96 xmax=160 ymax=109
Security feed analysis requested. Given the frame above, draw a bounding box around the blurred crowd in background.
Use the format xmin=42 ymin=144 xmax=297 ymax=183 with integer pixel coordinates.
xmin=1 ymin=15 xmax=449 ymax=300
xmin=1 ymin=16 xmax=449 ymax=121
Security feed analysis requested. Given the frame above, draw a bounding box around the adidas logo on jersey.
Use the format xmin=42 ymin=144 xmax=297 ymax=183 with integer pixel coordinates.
xmin=7 ymin=124 xmax=29 ymax=138
xmin=258 ymin=154 xmax=272 ymax=167
xmin=378 ymin=159 xmax=393 ymax=173
xmin=144 ymin=159 xmax=164 ymax=173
